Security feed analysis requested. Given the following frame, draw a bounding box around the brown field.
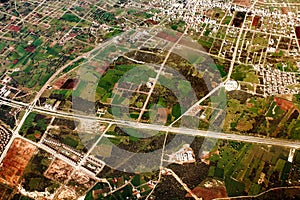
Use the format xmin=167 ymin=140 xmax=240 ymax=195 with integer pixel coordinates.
xmin=44 ymin=158 xmax=74 ymax=183
xmin=156 ymin=31 xmax=182 ymax=43
xmin=66 ymin=171 xmax=96 ymax=196
xmin=274 ymin=97 xmax=294 ymax=111
xmin=281 ymin=7 xmax=290 ymax=15
xmin=61 ymin=78 xmax=79 ymax=90
xmin=233 ymin=0 xmax=251 ymax=8
xmin=252 ymin=16 xmax=261 ymax=27
xmin=186 ymin=186 xmax=227 ymax=200
xmin=53 ymin=76 xmax=67 ymax=90
xmin=0 ymin=139 xmax=37 ymax=187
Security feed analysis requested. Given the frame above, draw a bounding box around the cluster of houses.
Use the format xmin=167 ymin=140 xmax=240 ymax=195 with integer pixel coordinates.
xmin=254 ymin=64 xmax=299 ymax=96
xmin=42 ymin=137 xmax=104 ymax=176
xmin=0 ymin=125 xmax=12 ymax=156
xmin=0 ymin=86 xmax=11 ymax=98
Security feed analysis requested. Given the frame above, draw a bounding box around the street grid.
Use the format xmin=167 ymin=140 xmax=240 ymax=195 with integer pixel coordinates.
xmin=0 ymin=0 xmax=300 ymax=199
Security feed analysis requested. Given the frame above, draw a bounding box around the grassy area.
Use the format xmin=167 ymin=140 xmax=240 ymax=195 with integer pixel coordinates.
xmin=0 ymin=42 xmax=6 ymax=52
xmin=62 ymin=58 xmax=86 ymax=73
xmin=198 ymin=37 xmax=214 ymax=49
xmin=61 ymin=13 xmax=81 ymax=23
xmin=63 ymin=136 xmax=79 ymax=148
xmin=208 ymin=166 xmax=215 ymax=177
xmin=104 ymin=28 xmax=123 ymax=39
xmin=231 ymin=65 xmax=255 ymax=82
xmin=274 ymin=159 xmax=286 ymax=173
xmin=22 ymin=150 xmax=60 ymax=192
xmin=291 ymin=120 xmax=300 ymax=139
xmin=225 ymin=176 xmax=245 ymax=196
xmin=19 ymin=112 xmax=37 ymax=135
xmin=243 ymin=72 xmax=259 ymax=84
xmin=252 ymin=35 xmax=268 ymax=46
xmin=249 ymin=183 xmax=262 ymax=195
xmin=223 ymin=16 xmax=232 ymax=25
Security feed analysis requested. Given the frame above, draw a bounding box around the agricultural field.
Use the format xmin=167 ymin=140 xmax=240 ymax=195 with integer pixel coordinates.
xmin=21 ymin=150 xmax=60 ymax=193
xmin=69 ymin=46 xmax=221 ymax=127
xmin=4 ymin=33 xmax=90 ymax=91
xmin=85 ymin=166 xmax=158 ymax=200
xmin=0 ymin=105 xmax=19 ymax=129
xmin=224 ymin=90 xmax=300 ymax=141
xmin=0 ymin=0 xmax=300 ymax=199
xmin=47 ymin=118 xmax=108 ymax=153
xmin=19 ymin=112 xmax=51 ymax=142
xmin=206 ymin=140 xmax=292 ymax=196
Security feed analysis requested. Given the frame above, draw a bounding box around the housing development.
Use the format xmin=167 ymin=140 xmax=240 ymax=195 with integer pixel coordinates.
xmin=0 ymin=0 xmax=300 ymax=199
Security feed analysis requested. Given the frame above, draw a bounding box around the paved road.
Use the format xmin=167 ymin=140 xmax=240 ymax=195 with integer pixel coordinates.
xmin=0 ymin=36 xmax=118 ymax=163
xmin=0 ymin=53 xmax=89 ymax=163
xmin=14 ymin=134 xmax=103 ymax=182
xmin=1 ymin=97 xmax=300 ymax=149
xmin=225 ymin=0 xmax=258 ymax=82
xmin=164 ymin=168 xmax=201 ymax=200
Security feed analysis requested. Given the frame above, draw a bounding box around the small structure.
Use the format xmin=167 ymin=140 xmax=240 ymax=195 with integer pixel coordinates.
xmin=168 ymin=144 xmax=196 ymax=164
xmin=146 ymin=78 xmax=155 ymax=88
xmin=0 ymin=86 xmax=7 ymax=96
xmin=258 ymin=172 xmax=265 ymax=184
xmin=288 ymin=148 xmax=296 ymax=163
xmin=147 ymin=180 xmax=158 ymax=188
xmin=1 ymin=75 xmax=11 ymax=84
xmin=224 ymin=80 xmax=240 ymax=91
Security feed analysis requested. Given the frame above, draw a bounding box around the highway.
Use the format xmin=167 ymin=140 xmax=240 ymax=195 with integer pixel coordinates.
xmin=0 ymin=36 xmax=118 ymax=163
xmin=1 ymin=97 xmax=300 ymax=150
xmin=13 ymin=134 xmax=104 ymax=182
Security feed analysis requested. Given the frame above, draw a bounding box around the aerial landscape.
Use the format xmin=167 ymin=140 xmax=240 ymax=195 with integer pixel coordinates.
xmin=0 ymin=0 xmax=300 ymax=199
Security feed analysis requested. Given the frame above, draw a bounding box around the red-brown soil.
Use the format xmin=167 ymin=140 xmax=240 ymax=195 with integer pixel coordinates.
xmin=0 ymin=139 xmax=36 ymax=187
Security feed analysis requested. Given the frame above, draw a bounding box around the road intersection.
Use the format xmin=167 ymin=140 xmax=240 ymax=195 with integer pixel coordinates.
xmin=1 ymin=86 xmax=300 ymax=165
